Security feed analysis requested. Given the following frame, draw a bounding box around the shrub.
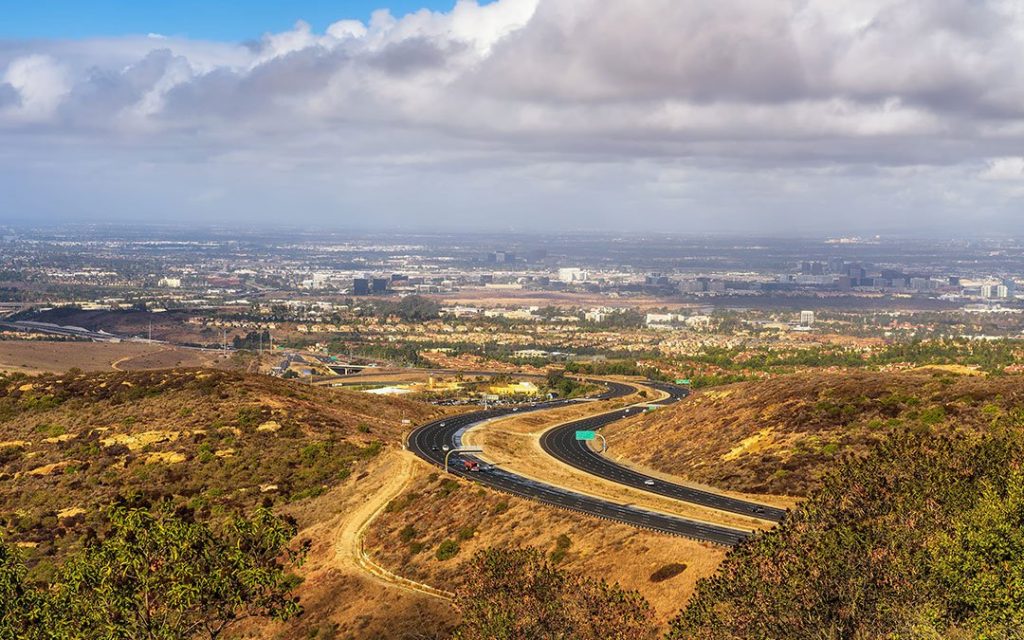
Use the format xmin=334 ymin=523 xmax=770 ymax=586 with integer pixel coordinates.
xmin=452 ymin=547 xmax=653 ymax=640
xmin=399 ymin=524 xmax=418 ymax=543
xmin=435 ymin=539 xmax=460 ymax=561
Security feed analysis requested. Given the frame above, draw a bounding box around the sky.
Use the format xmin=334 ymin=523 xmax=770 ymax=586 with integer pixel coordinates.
xmin=0 ymin=1 xmax=461 ymax=40
xmin=1 ymin=0 xmax=1024 ymax=235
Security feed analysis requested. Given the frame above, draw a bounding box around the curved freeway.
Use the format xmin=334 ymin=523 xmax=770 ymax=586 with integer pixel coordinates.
xmin=407 ymin=379 xmax=753 ymax=546
xmin=540 ymin=381 xmax=787 ymax=523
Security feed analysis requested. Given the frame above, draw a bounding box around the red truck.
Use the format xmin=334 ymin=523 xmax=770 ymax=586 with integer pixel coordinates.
xmin=462 ymin=460 xmax=481 ymax=472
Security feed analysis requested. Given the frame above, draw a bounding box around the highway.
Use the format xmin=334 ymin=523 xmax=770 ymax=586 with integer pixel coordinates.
xmin=539 ymin=381 xmax=787 ymax=523
xmin=407 ymin=380 xmax=753 ymax=546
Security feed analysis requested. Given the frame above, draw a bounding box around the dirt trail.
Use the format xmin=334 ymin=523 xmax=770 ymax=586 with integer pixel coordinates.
xmin=332 ymin=450 xmax=453 ymax=600
xmin=251 ymin=449 xmax=457 ymax=638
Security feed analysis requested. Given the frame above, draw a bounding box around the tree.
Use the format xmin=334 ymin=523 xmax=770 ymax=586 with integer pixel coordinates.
xmin=452 ymin=547 xmax=653 ymax=640
xmin=666 ymin=426 xmax=1024 ymax=640
xmin=0 ymin=505 xmax=307 ymax=640
xmin=933 ymin=467 xmax=1024 ymax=636
xmin=0 ymin=536 xmax=55 ymax=639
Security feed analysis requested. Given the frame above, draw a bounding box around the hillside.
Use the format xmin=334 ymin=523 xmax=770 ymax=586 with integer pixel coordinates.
xmin=667 ymin=423 xmax=1024 ymax=639
xmin=605 ymin=369 xmax=1024 ymax=496
xmin=0 ymin=368 xmax=445 ymax=577
xmin=365 ymin=467 xmax=728 ymax=630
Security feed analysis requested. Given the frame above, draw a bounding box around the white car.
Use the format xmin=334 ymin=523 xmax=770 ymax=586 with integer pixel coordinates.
xmin=643 ymin=479 xmax=655 ymax=486
xmin=442 ymin=444 xmax=450 ymax=452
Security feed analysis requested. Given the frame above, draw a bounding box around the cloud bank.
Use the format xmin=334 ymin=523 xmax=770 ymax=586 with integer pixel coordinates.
xmin=1 ymin=0 xmax=1023 ymax=233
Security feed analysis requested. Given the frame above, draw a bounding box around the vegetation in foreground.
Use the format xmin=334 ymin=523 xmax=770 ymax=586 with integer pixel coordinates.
xmin=0 ymin=504 xmax=305 ymax=639
xmin=451 ymin=547 xmax=654 ymax=640
xmin=668 ymin=420 xmax=1024 ymax=638
xmin=612 ymin=370 xmax=1024 ymax=496
xmin=448 ymin=419 xmax=1024 ymax=639
xmin=0 ymin=368 xmax=441 ymax=579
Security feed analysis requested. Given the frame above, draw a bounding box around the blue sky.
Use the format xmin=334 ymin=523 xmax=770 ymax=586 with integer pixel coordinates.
xmin=1 ymin=1 xmax=457 ymax=40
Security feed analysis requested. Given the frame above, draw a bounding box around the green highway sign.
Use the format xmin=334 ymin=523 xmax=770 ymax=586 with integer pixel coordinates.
xmin=676 ymin=379 xmax=692 ymax=385
xmin=575 ymin=430 xmax=597 ymax=441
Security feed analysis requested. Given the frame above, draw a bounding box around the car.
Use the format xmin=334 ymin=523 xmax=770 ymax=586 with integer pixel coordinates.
xmin=431 ymin=446 xmax=439 ymax=452
xmin=753 ymin=506 xmax=765 ymax=514
xmin=442 ymin=444 xmax=450 ymax=452
xmin=439 ymin=422 xmax=446 ymax=427
xmin=643 ymin=479 xmax=655 ymax=486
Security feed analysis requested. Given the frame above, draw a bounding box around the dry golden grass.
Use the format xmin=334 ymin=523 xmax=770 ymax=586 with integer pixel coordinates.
xmin=366 ymin=463 xmax=727 ymax=632
xmin=0 ymin=368 xmax=448 ymax=576
xmin=605 ymin=369 xmax=1024 ymax=497
xmin=0 ymin=341 xmax=200 ymax=374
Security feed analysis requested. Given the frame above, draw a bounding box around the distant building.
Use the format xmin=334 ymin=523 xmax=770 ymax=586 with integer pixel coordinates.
xmin=800 ymin=310 xmax=815 ymax=326
xmin=980 ymin=283 xmax=1008 ymax=299
xmin=909 ymin=277 xmax=932 ymax=291
xmin=1002 ymin=278 xmax=1017 ymax=298
xmin=371 ymin=278 xmax=389 ymax=294
xmin=158 ymin=277 xmax=182 ymax=288
xmin=513 ymin=349 xmax=550 ymax=359
xmin=352 ymin=278 xmax=370 ymax=296
xmin=558 ymin=268 xmax=588 ymax=284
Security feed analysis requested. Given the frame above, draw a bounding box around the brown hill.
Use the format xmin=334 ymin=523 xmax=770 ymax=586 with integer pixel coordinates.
xmin=0 ymin=368 xmax=444 ymax=576
xmin=365 ymin=467 xmax=728 ymax=631
xmin=605 ymin=369 xmax=1024 ymax=496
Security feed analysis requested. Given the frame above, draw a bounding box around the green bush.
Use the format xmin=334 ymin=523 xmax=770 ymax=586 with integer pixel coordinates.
xmin=435 ymin=539 xmax=460 ymax=561
xmin=399 ymin=524 xmax=418 ymax=543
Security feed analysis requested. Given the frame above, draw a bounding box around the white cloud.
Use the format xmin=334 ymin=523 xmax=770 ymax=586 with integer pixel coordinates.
xmin=2 ymin=55 xmax=69 ymax=120
xmin=1 ymin=0 xmax=1024 ymax=231
xmin=981 ymin=157 xmax=1024 ymax=181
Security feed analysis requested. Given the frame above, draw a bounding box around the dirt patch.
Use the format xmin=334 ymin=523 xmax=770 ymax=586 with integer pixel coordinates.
xmin=0 ymin=341 xmax=170 ymax=374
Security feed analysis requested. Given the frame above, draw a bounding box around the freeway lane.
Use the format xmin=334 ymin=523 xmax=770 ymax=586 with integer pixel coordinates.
xmin=540 ymin=381 xmax=787 ymax=523
xmin=407 ymin=380 xmax=752 ymax=546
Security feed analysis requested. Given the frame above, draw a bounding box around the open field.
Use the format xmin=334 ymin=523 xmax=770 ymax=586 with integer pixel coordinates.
xmin=0 ymin=340 xmax=238 ymax=374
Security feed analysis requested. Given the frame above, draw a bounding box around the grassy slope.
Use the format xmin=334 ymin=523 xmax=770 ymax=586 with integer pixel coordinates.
xmin=667 ymin=422 xmax=1024 ymax=639
xmin=0 ymin=369 xmax=444 ymax=578
xmin=606 ymin=369 xmax=1024 ymax=496
xmin=366 ymin=469 xmax=728 ymax=630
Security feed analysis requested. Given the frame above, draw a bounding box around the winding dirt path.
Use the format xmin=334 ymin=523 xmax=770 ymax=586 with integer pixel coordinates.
xmin=333 ymin=450 xmax=454 ymax=600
